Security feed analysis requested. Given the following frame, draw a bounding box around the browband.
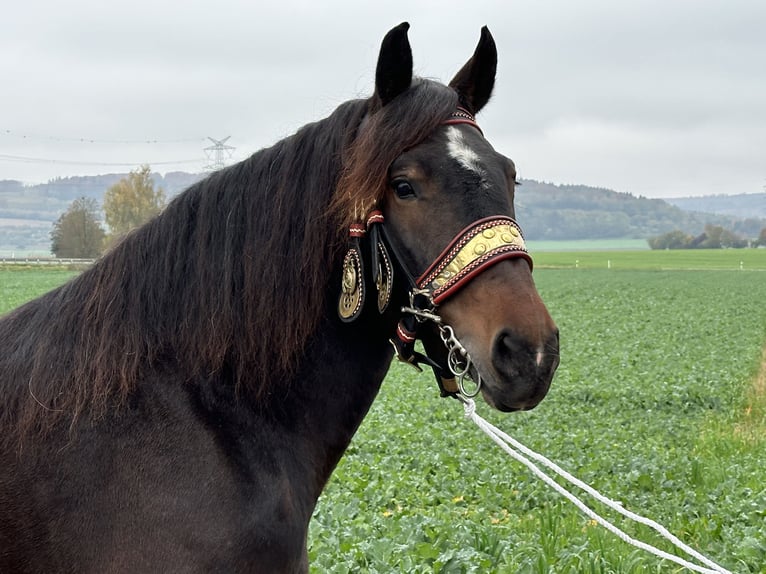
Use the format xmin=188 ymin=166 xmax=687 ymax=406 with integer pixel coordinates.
xmin=442 ymin=106 xmax=483 ymax=135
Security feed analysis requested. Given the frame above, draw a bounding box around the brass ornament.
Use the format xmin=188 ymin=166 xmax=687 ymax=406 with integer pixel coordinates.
xmin=338 ymin=247 xmax=364 ymax=322
xmin=375 ymin=240 xmax=393 ymax=314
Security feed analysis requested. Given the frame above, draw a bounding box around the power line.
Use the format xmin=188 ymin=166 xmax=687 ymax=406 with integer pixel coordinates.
xmin=1 ymin=129 xmax=207 ymax=145
xmin=0 ymin=153 xmax=205 ymax=167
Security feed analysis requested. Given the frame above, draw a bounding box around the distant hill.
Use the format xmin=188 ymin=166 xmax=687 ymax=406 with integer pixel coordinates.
xmin=0 ymin=172 xmax=204 ymax=222
xmin=515 ymin=180 xmax=765 ymax=240
xmin=665 ymin=193 xmax=766 ymax=219
xmin=0 ymin=172 xmax=205 ymax=254
xmin=1 ymin=172 xmax=764 ymax=254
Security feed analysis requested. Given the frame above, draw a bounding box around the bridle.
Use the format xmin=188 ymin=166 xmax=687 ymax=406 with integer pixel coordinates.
xmin=338 ymin=108 xmax=533 ymax=399
xmin=383 ymin=213 xmax=532 ymax=398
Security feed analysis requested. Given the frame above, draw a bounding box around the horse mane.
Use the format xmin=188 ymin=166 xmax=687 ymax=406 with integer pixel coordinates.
xmin=0 ymin=79 xmax=458 ymax=437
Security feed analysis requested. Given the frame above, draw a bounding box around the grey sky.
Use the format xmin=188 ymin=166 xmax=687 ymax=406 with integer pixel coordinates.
xmin=2 ymin=0 xmax=764 ymax=198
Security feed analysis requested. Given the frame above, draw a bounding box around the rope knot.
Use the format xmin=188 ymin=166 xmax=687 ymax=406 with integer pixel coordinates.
xmin=462 ymin=398 xmax=476 ymax=418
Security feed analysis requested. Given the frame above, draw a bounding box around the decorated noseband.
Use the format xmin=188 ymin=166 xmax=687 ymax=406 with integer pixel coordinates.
xmin=416 ymin=216 xmax=531 ymax=305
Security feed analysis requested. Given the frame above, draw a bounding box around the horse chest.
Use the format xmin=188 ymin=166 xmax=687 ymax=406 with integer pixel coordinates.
xmin=2 ymin=417 xmax=315 ymax=574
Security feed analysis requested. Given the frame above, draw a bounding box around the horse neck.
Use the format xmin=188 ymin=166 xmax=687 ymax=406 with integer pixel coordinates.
xmin=273 ymin=307 xmax=396 ymax=488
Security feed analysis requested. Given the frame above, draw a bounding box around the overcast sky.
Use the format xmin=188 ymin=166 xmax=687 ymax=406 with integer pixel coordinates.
xmin=2 ymin=0 xmax=764 ymax=198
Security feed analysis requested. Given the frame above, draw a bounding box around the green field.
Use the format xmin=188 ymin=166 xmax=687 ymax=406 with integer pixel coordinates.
xmin=0 ymin=267 xmax=79 ymax=312
xmin=2 ymin=257 xmax=765 ymax=573
xmin=307 ymin=268 xmax=766 ymax=573
xmin=527 ymin=239 xmax=650 ymax=252
xmin=533 ymin=248 xmax=766 ymax=271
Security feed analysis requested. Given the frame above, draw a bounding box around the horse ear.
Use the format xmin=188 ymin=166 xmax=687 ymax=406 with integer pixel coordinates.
xmin=374 ymin=22 xmax=413 ymax=107
xmin=449 ymin=26 xmax=497 ymax=115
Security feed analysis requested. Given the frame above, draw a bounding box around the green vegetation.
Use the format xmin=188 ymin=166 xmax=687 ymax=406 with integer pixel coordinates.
xmin=0 ymin=171 xmax=199 ymax=256
xmin=0 ymin=172 xmax=198 ymax=222
xmin=0 ymin=267 xmax=78 ymax=312
xmin=50 ymin=197 xmax=105 ymax=258
xmin=3 ymin=259 xmax=765 ymax=573
xmin=310 ymin=268 xmax=766 ymax=573
xmin=103 ymin=165 xmax=166 ymax=242
xmin=532 ymin=248 xmax=766 ymax=271
xmin=527 ymin=239 xmax=650 ymax=252
xmin=648 ymin=224 xmax=761 ymax=250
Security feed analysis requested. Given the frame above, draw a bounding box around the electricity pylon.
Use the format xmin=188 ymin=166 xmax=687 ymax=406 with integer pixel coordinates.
xmin=204 ymin=136 xmax=235 ymax=171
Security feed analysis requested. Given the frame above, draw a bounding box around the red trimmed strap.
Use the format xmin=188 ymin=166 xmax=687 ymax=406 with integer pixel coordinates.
xmin=348 ymin=209 xmax=383 ymax=239
xmin=432 ymin=250 xmax=532 ymax=305
xmin=443 ymin=107 xmax=483 ymax=135
xmin=416 ymin=216 xmax=533 ymax=305
xmin=417 ymin=216 xmax=522 ymax=282
xmin=396 ymin=320 xmax=417 ymax=344
xmin=366 ymin=210 xmax=384 ymax=229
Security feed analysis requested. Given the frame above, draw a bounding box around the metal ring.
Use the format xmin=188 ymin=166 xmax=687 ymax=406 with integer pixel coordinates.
xmin=457 ymin=371 xmax=482 ymax=398
xmin=448 ymin=347 xmax=471 ymax=377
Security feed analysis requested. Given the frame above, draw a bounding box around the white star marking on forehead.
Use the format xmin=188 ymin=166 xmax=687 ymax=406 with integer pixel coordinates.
xmin=445 ymin=126 xmax=488 ymax=187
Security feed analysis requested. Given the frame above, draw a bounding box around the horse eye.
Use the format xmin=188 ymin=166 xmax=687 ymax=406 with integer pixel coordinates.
xmin=393 ymin=181 xmax=416 ymax=200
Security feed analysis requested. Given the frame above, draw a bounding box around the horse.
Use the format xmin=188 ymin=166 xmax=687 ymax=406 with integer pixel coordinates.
xmin=0 ymin=23 xmax=559 ymax=573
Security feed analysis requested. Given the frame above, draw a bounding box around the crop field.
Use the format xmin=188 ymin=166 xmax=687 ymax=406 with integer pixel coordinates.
xmin=0 ymin=267 xmax=79 ymax=312
xmin=527 ymin=239 xmax=650 ymax=252
xmin=2 ymin=254 xmax=765 ymax=573
xmin=533 ymin=248 xmax=766 ymax=271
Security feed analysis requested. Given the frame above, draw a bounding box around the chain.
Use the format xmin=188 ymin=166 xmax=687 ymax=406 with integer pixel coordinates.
xmin=400 ymin=290 xmax=482 ymax=398
xmin=439 ymin=325 xmax=482 ymax=398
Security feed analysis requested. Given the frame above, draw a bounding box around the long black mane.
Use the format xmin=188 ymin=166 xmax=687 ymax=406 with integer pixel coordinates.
xmin=0 ymin=79 xmax=458 ymax=439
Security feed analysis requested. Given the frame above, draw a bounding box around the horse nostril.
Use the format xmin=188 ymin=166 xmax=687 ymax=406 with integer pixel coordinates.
xmin=491 ymin=329 xmax=524 ymax=375
xmin=488 ymin=327 xmax=558 ymax=411
xmin=492 ymin=328 xmax=559 ymax=376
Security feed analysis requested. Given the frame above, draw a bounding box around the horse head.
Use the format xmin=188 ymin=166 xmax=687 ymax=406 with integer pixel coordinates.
xmin=343 ymin=23 xmax=559 ymax=411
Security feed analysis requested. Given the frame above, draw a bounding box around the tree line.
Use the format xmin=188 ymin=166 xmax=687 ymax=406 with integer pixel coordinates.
xmin=648 ymin=224 xmax=766 ymax=250
xmin=45 ymin=173 xmax=766 ymax=256
xmin=50 ymin=165 xmax=166 ymax=258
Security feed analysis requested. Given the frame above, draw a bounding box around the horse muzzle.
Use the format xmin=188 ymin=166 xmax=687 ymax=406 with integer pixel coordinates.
xmin=431 ymin=253 xmax=560 ymax=410
xmin=483 ymin=327 xmax=560 ymax=411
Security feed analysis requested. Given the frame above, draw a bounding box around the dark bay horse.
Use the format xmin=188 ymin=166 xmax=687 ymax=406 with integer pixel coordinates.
xmin=0 ymin=23 xmax=558 ymax=573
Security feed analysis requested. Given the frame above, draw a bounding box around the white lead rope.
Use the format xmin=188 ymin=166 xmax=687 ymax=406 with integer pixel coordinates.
xmin=459 ymin=398 xmax=734 ymax=574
